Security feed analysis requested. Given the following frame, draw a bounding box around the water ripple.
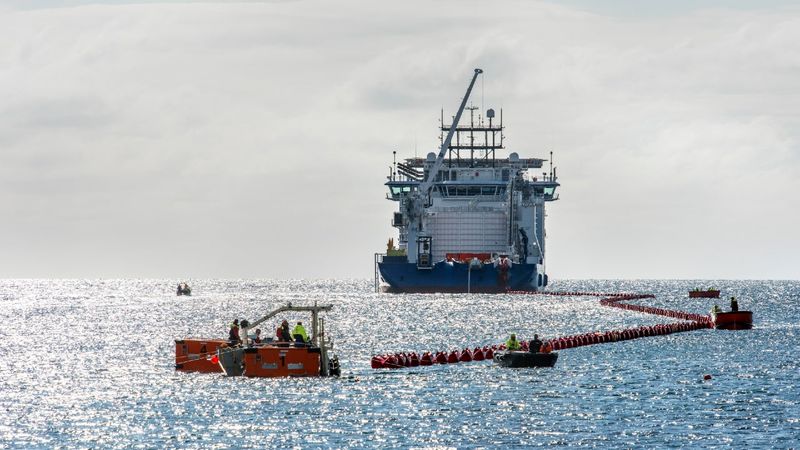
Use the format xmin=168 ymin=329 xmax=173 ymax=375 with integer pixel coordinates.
xmin=0 ymin=279 xmax=798 ymax=448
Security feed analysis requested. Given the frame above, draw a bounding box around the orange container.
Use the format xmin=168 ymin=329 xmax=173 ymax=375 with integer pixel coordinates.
xmin=242 ymin=345 xmax=322 ymax=377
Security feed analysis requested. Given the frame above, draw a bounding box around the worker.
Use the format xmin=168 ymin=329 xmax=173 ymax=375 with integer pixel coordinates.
xmin=251 ymin=328 xmax=262 ymax=344
xmin=506 ymin=333 xmax=521 ymax=351
xmin=540 ymin=341 xmax=552 ymax=354
xmin=529 ymin=334 xmax=543 ymax=353
xmin=730 ymin=296 xmax=738 ymax=312
xmin=276 ymin=320 xmax=291 ymax=342
xmin=711 ymin=304 xmax=722 ymax=315
xmin=228 ymin=319 xmax=241 ymax=345
xmin=292 ymin=321 xmax=309 ymax=345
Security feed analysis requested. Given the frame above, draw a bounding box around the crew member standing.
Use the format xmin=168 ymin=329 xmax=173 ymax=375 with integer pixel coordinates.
xmin=529 ymin=334 xmax=543 ymax=353
xmin=730 ymin=296 xmax=739 ymax=312
xmin=292 ymin=321 xmax=309 ymax=345
xmin=228 ymin=319 xmax=241 ymax=345
xmin=506 ymin=333 xmax=521 ymax=351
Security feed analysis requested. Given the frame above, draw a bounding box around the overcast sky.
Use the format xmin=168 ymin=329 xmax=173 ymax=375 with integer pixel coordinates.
xmin=1 ymin=0 xmax=798 ymax=280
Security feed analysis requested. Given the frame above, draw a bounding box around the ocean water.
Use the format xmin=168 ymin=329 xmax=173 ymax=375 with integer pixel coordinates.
xmin=0 ymin=279 xmax=798 ymax=449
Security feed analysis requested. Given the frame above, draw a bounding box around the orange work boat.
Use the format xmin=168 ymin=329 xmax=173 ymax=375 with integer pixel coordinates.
xmin=713 ymin=311 xmax=753 ymax=330
xmin=689 ymin=289 xmax=720 ymax=298
xmin=175 ymin=303 xmax=340 ymax=377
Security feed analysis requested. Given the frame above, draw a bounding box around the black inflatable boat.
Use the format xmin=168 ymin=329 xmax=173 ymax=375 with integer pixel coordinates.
xmin=493 ymin=351 xmax=558 ymax=368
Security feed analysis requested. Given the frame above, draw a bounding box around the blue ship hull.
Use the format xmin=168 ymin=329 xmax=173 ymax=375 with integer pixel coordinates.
xmin=378 ymin=258 xmax=545 ymax=293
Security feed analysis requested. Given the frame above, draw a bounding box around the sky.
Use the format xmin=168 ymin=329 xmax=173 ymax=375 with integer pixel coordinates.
xmin=1 ymin=0 xmax=798 ymax=280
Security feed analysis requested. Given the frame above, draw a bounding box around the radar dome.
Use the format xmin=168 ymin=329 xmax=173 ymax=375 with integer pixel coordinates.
xmin=426 ymin=152 xmax=436 ymax=161
xmin=509 ymin=152 xmax=519 ymax=162
xmin=487 ymin=108 xmax=495 ymax=118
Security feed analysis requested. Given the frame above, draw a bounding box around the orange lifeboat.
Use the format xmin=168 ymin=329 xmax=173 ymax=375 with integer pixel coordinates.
xmin=174 ymin=339 xmax=227 ymax=373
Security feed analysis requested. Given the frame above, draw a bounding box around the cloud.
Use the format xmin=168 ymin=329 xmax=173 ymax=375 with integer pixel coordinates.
xmin=0 ymin=0 xmax=798 ymax=278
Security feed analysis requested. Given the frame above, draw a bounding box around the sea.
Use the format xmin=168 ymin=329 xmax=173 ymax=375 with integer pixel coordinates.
xmin=1 ymin=279 xmax=798 ymax=449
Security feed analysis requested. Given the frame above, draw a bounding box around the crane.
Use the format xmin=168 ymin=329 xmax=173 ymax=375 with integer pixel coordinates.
xmin=406 ymin=68 xmax=483 ymax=265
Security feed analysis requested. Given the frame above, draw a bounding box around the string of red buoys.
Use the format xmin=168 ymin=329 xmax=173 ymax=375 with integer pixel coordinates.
xmin=371 ymin=291 xmax=715 ymax=370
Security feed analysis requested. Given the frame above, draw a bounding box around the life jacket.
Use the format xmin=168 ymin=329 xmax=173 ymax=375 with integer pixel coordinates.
xmin=506 ymin=338 xmax=520 ymax=351
xmin=292 ymin=324 xmax=309 ymax=342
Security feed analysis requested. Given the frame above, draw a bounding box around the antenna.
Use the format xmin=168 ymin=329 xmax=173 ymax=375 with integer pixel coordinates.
xmin=549 ymin=151 xmax=554 ymax=181
xmin=393 ymin=150 xmax=397 ymax=181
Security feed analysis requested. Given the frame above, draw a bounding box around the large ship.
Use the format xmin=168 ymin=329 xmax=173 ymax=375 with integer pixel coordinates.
xmin=374 ymin=69 xmax=560 ymax=293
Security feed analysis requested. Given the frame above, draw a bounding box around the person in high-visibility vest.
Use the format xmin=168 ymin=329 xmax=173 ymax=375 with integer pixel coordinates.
xmin=506 ymin=333 xmax=521 ymax=351
xmin=292 ymin=321 xmax=309 ymax=344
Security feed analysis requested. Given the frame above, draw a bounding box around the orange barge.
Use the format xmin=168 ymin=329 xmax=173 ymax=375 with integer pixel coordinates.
xmin=689 ymin=289 xmax=720 ymax=298
xmin=175 ymin=303 xmax=340 ymax=378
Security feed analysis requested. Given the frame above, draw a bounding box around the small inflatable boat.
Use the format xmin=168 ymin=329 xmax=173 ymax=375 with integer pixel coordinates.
xmin=493 ymin=351 xmax=558 ymax=368
xmin=176 ymin=282 xmax=192 ymax=296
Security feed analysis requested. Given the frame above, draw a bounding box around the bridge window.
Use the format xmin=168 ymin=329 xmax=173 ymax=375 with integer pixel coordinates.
xmin=441 ymin=185 xmax=507 ymax=197
xmin=388 ymin=185 xmax=414 ymax=199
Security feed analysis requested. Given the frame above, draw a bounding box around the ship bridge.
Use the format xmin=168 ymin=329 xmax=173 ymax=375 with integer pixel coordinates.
xmin=385 ymin=180 xmax=418 ymax=201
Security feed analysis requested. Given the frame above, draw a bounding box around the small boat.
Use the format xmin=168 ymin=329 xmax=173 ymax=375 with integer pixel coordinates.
xmin=689 ymin=289 xmax=720 ymax=298
xmin=713 ymin=311 xmax=753 ymax=330
xmin=176 ymin=282 xmax=192 ymax=296
xmin=175 ymin=302 xmax=340 ymax=377
xmin=493 ymin=351 xmax=558 ymax=368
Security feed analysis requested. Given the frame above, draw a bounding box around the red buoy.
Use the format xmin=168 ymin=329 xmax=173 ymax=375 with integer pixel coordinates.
xmin=472 ymin=347 xmax=485 ymax=361
xmin=420 ymin=352 xmax=433 ymax=366
xmin=371 ymin=356 xmax=385 ymax=369
xmin=447 ymin=351 xmax=459 ymax=364
xmin=459 ymin=349 xmax=473 ymax=362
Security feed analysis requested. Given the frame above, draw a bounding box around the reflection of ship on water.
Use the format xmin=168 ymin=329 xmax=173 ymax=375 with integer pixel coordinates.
xmin=374 ymin=69 xmax=560 ymax=293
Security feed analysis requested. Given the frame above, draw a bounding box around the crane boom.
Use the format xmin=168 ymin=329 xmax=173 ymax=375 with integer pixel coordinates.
xmin=405 ymin=68 xmax=483 ymax=265
xmin=418 ymin=68 xmax=483 ymax=196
